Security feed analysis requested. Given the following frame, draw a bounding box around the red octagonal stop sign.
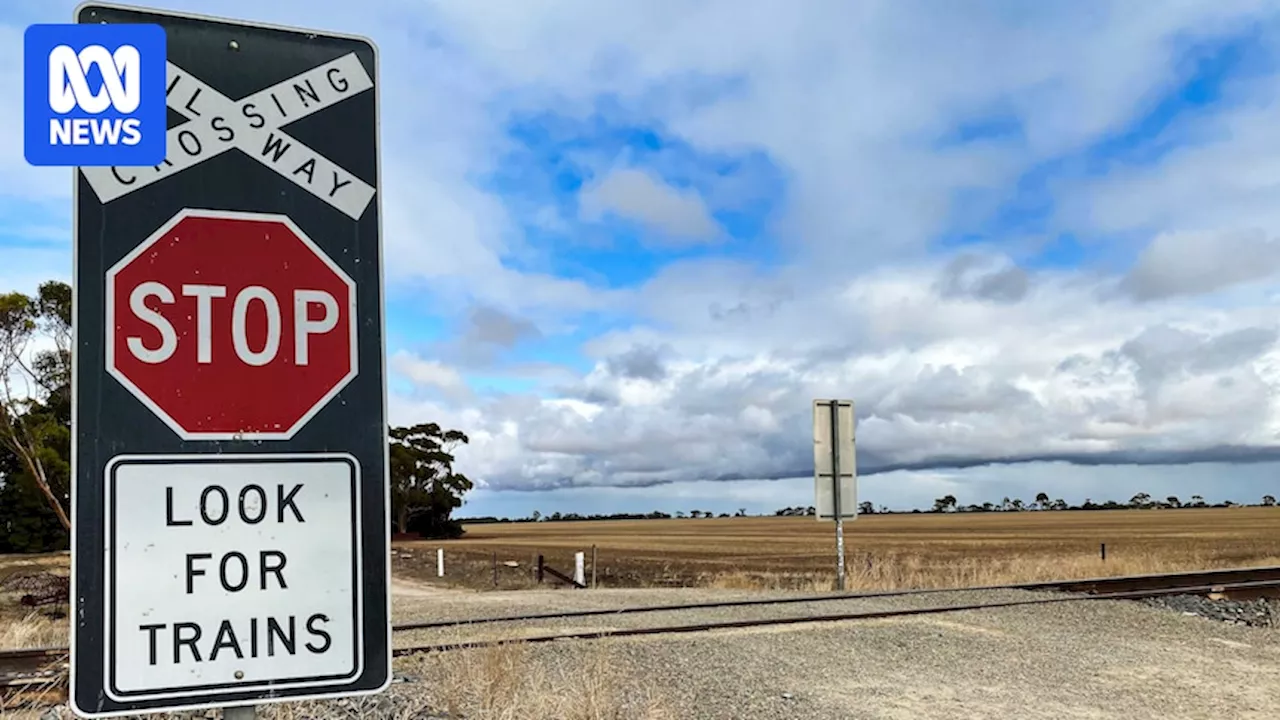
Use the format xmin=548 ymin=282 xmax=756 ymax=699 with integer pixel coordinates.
xmin=106 ymin=208 xmax=358 ymax=440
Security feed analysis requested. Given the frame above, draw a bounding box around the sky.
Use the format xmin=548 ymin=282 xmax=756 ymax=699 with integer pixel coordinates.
xmin=5 ymin=0 xmax=1280 ymax=518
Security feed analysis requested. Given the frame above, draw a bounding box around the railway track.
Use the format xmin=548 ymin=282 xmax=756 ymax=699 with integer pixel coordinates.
xmin=393 ymin=563 xmax=1280 ymax=631
xmin=393 ymin=578 xmax=1280 ymax=655
xmin=0 ymin=647 xmax=69 ymax=708
xmin=4 ymin=565 xmax=1278 ymax=693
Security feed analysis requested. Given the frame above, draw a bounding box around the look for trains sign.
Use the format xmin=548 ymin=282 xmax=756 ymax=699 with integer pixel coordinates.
xmin=106 ymin=209 xmax=357 ymax=440
xmin=70 ymin=4 xmax=390 ymax=718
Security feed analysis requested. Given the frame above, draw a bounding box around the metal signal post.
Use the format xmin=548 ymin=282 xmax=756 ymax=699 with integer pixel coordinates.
xmin=813 ymin=399 xmax=856 ymax=592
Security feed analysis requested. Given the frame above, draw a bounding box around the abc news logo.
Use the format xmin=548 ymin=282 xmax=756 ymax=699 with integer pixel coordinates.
xmin=48 ymin=44 xmax=144 ymax=147
xmin=23 ymin=23 xmax=166 ymax=167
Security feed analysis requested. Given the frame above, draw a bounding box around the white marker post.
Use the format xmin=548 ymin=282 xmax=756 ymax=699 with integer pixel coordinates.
xmin=574 ymin=552 xmax=585 ymax=586
xmin=437 ymin=548 xmax=444 ymax=578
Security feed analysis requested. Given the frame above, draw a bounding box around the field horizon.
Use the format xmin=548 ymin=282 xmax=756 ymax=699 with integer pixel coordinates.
xmin=387 ymin=506 xmax=1280 ymax=592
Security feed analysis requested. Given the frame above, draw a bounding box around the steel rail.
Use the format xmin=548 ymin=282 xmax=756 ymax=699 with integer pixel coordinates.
xmin=392 ymin=564 xmax=1280 ymax=632
xmin=0 ymin=648 xmax=66 ymax=661
xmin=391 ymin=578 xmax=1280 ymax=656
xmin=0 ymin=647 xmax=68 ymax=691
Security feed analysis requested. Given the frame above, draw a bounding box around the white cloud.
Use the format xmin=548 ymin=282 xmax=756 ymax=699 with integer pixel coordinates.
xmin=578 ymin=167 xmax=719 ymax=243
xmin=389 ymin=350 xmax=471 ymax=402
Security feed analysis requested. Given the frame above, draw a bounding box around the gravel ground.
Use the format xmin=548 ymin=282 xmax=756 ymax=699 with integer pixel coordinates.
xmin=22 ymin=584 xmax=1280 ymax=719
xmin=393 ymin=586 xmax=1280 ymax=719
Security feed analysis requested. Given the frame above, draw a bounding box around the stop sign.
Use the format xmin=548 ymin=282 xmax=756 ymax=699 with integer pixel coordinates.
xmin=106 ymin=208 xmax=358 ymax=440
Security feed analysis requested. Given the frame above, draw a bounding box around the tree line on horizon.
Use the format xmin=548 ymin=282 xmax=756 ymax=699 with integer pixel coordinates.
xmin=459 ymin=491 xmax=1280 ymax=524
xmin=0 ymin=280 xmax=475 ymax=554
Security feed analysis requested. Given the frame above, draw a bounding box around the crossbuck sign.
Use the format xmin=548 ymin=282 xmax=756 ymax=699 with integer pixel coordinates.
xmin=80 ymin=52 xmax=376 ymax=220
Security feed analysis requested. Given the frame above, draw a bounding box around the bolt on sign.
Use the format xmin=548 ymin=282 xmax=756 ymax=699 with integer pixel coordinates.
xmin=70 ymin=4 xmax=389 ymax=717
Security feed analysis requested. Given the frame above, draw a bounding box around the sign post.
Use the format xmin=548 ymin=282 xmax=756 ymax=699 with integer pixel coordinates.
xmin=70 ymin=3 xmax=389 ymax=717
xmin=813 ymin=399 xmax=856 ymax=591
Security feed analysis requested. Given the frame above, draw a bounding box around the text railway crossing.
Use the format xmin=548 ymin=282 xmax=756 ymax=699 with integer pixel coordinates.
xmin=80 ymin=53 xmax=376 ymax=220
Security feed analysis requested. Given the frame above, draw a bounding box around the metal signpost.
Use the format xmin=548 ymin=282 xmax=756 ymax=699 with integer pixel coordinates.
xmin=69 ymin=4 xmax=389 ymax=717
xmin=813 ymin=399 xmax=856 ymax=591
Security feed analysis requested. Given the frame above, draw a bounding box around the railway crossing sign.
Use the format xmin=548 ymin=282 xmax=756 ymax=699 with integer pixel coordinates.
xmin=813 ymin=399 xmax=856 ymax=522
xmin=70 ymin=4 xmax=390 ymax=717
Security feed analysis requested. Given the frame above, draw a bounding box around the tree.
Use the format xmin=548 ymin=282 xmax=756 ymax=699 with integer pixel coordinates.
xmin=1189 ymin=495 xmax=1206 ymax=507
xmin=1129 ymin=492 xmax=1151 ymax=508
xmin=1263 ymin=495 xmax=1276 ymax=507
xmin=1034 ymin=492 xmax=1050 ymax=509
xmin=0 ymin=438 xmax=68 ymax=553
xmin=388 ymin=422 xmax=473 ymax=538
xmin=932 ymin=495 xmax=958 ymax=513
xmin=0 ymin=283 xmax=72 ymax=532
xmin=1166 ymin=496 xmax=1181 ymax=508
xmin=858 ymin=501 xmax=875 ymax=515
xmin=690 ymin=510 xmax=702 ymax=519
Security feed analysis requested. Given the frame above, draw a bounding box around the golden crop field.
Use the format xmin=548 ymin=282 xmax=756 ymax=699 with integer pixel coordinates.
xmin=391 ymin=507 xmax=1280 ymax=591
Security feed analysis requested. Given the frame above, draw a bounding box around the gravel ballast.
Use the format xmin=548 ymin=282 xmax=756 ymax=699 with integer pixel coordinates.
xmin=1141 ymin=593 xmax=1280 ymax=627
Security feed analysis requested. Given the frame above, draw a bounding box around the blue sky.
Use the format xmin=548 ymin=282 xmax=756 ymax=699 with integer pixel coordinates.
xmin=6 ymin=1 xmax=1280 ymax=518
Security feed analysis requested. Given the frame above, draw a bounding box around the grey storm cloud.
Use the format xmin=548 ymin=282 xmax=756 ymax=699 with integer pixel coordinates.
xmin=604 ymin=345 xmax=668 ymax=381
xmin=485 ymin=446 xmax=1280 ymax=492
xmin=934 ymin=253 xmax=1030 ymax=304
xmin=1121 ymin=230 xmax=1280 ymax=301
xmin=463 ymin=305 xmax=542 ymax=348
xmin=451 ymin=314 xmax=1280 ymax=492
xmin=430 ymin=305 xmax=543 ymax=367
xmin=1118 ymin=324 xmax=1278 ymax=388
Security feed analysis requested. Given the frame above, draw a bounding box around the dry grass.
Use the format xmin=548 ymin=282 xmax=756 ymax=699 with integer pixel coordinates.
xmin=0 ymin=611 xmax=65 ymax=650
xmin=0 ymin=626 xmax=669 ymax=720
xmin=392 ymin=507 xmax=1280 ymax=591
xmin=406 ymin=638 xmax=672 ymax=720
xmin=0 ymin=552 xmax=71 ymax=651
xmin=0 ymin=559 xmax=667 ymax=719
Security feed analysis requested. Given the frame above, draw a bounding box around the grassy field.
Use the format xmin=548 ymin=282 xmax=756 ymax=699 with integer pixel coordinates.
xmin=392 ymin=507 xmax=1280 ymax=591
